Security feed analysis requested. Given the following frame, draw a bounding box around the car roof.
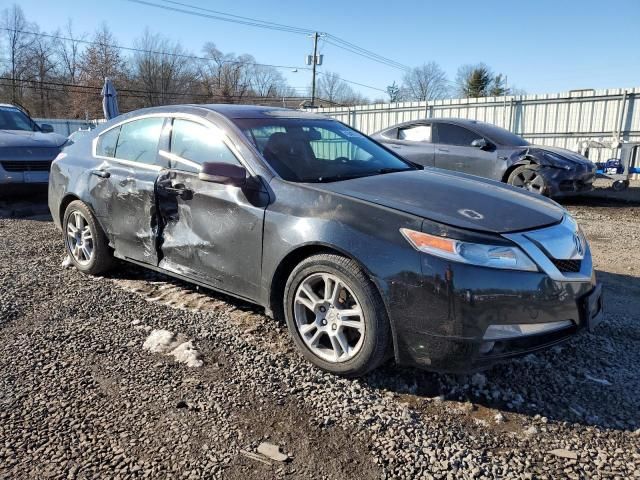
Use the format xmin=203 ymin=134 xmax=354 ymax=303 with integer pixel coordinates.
xmin=120 ymin=104 xmax=330 ymax=121
xmin=385 ymin=117 xmax=490 ymax=129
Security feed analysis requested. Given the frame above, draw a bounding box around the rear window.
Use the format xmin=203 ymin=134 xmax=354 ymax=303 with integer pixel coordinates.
xmin=96 ymin=127 xmax=120 ymax=158
xmin=114 ymin=118 xmax=164 ymax=165
xmin=398 ymin=124 xmax=431 ymax=142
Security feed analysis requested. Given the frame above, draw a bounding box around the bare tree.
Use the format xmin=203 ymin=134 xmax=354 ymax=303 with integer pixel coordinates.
xmin=315 ymin=71 xmax=368 ymax=105
xmin=54 ymin=20 xmax=86 ymax=85
xmin=198 ymin=43 xmax=253 ymax=103
xmin=249 ymin=64 xmax=289 ymax=98
xmin=1 ymin=5 xmax=33 ymax=104
xmin=132 ymin=29 xmax=196 ymax=107
xmin=78 ymin=24 xmax=128 ymax=117
xmin=401 ymin=62 xmax=449 ymax=101
xmin=25 ymin=29 xmax=58 ymax=116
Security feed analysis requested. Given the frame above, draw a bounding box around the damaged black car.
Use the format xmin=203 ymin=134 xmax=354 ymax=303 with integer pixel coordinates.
xmin=48 ymin=105 xmax=603 ymax=377
xmin=372 ymin=118 xmax=597 ymax=196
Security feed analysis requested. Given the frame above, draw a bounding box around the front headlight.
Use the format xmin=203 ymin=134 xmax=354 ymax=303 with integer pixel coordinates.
xmin=400 ymin=228 xmax=538 ymax=272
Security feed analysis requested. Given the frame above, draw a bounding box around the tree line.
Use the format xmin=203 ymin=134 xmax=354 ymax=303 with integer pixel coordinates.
xmin=0 ymin=4 xmax=524 ymax=119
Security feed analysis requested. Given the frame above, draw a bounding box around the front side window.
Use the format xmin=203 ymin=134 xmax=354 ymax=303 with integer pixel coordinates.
xmin=0 ymin=106 xmax=38 ymax=131
xmin=96 ymin=126 xmax=121 ymax=158
xmin=236 ymin=118 xmax=416 ymax=182
xmin=169 ymin=119 xmax=239 ymax=173
xmin=114 ymin=117 xmax=164 ymax=165
xmin=435 ymin=124 xmax=480 ymax=146
xmin=398 ymin=124 xmax=432 ymax=142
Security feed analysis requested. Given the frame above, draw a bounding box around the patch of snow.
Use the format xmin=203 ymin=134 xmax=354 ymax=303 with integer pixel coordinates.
xmin=143 ymin=329 xmax=176 ymax=353
xmin=61 ymin=255 xmax=73 ymax=269
xmin=170 ymin=340 xmax=203 ymax=368
xmin=142 ymin=329 xmax=204 ymax=368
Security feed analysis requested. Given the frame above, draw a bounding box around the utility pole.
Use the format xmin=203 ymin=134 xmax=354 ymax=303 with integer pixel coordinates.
xmin=310 ymin=32 xmax=319 ymax=107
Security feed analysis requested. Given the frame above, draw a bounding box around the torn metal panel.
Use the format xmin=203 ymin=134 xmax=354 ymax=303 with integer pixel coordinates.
xmin=156 ymin=169 xmax=268 ymax=302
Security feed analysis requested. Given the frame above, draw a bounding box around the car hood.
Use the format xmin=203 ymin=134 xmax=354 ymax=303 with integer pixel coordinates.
xmin=312 ymin=169 xmax=565 ymax=234
xmin=516 ymin=145 xmax=594 ymax=168
xmin=0 ymin=130 xmax=66 ymax=149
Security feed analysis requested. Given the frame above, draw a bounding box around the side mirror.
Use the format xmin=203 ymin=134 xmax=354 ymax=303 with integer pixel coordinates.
xmin=199 ymin=162 xmax=247 ymax=187
xmin=40 ymin=123 xmax=54 ymax=133
xmin=471 ymin=138 xmax=489 ymax=149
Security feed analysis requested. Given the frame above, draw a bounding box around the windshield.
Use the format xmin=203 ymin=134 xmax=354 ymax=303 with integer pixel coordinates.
xmin=0 ymin=106 xmax=39 ymax=132
xmin=235 ymin=118 xmax=417 ymax=182
xmin=476 ymin=122 xmax=529 ymax=146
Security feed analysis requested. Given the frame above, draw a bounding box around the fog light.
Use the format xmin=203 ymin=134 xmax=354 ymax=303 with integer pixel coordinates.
xmin=483 ymin=320 xmax=573 ymax=341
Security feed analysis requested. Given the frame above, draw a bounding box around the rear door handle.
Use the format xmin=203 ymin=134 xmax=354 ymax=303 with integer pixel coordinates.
xmin=90 ymin=169 xmax=110 ymax=179
xmin=437 ymin=148 xmax=449 ymax=152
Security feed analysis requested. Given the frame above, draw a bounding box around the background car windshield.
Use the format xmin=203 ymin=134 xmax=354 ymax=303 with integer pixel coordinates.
xmin=236 ymin=118 xmax=416 ymax=182
xmin=476 ymin=122 xmax=529 ymax=146
xmin=0 ymin=107 xmax=38 ymax=132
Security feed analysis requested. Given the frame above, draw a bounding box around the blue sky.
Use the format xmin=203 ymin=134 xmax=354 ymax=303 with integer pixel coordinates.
xmin=12 ymin=0 xmax=640 ymax=99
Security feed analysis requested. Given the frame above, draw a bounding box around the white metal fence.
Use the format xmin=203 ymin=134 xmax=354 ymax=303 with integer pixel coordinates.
xmin=34 ymin=118 xmax=104 ymax=136
xmin=315 ymin=87 xmax=640 ymax=164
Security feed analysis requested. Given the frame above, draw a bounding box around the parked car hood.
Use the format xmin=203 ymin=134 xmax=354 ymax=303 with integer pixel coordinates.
xmin=313 ymin=169 xmax=565 ymax=233
xmin=518 ymin=145 xmax=594 ymax=168
xmin=0 ymin=130 xmax=67 ymax=149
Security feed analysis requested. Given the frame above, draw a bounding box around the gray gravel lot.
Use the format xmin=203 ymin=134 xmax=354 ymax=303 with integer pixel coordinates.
xmin=0 ymin=191 xmax=639 ymax=479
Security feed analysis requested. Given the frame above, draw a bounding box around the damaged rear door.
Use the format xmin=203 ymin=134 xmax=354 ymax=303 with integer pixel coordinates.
xmin=90 ymin=116 xmax=167 ymax=264
xmin=156 ymin=117 xmax=268 ymax=301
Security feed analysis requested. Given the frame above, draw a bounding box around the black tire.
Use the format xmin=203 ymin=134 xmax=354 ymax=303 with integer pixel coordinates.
xmin=507 ymin=165 xmax=548 ymax=195
xmin=283 ymin=253 xmax=390 ymax=377
xmin=62 ymin=200 xmax=114 ymax=275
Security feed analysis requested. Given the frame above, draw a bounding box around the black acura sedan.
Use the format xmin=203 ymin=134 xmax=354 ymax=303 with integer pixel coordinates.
xmin=48 ymin=105 xmax=603 ymax=377
xmin=372 ymin=118 xmax=597 ymax=197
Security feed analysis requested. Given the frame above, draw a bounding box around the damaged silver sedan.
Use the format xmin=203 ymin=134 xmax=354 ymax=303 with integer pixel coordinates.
xmin=372 ymin=118 xmax=597 ymax=196
xmin=48 ymin=105 xmax=602 ymax=377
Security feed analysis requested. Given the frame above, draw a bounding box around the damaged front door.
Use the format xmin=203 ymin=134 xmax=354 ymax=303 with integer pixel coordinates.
xmin=156 ymin=118 xmax=268 ymax=302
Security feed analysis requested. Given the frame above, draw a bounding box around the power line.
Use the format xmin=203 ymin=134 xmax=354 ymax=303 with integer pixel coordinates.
xmin=0 ymin=76 xmax=344 ymax=104
xmin=126 ymin=0 xmax=410 ymax=72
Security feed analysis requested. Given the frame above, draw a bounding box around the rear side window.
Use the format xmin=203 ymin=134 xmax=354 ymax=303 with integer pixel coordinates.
xmin=169 ymin=119 xmax=239 ymax=173
xmin=435 ymin=124 xmax=480 ymax=146
xmin=398 ymin=124 xmax=431 ymax=142
xmin=96 ymin=126 xmax=120 ymax=158
xmin=114 ymin=117 xmax=164 ymax=165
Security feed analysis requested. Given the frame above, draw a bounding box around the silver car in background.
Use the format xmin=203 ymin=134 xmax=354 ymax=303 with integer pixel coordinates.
xmin=0 ymin=104 xmax=66 ymax=190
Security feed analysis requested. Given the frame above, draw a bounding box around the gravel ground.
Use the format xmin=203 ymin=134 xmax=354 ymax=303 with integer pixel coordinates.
xmin=0 ymin=192 xmax=639 ymax=479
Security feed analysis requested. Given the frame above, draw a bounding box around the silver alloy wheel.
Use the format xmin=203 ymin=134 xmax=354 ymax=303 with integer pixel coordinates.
xmin=511 ymin=169 xmax=546 ymax=193
xmin=66 ymin=211 xmax=94 ymax=265
xmin=293 ymin=272 xmax=365 ymax=363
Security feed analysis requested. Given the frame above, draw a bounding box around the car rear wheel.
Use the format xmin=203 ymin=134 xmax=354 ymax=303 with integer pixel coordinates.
xmin=284 ymin=253 xmax=390 ymax=377
xmin=63 ymin=200 xmax=114 ymax=275
xmin=508 ymin=165 xmax=548 ymax=195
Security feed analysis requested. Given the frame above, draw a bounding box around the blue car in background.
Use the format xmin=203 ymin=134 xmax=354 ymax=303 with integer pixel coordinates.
xmin=0 ymin=104 xmax=67 ymax=191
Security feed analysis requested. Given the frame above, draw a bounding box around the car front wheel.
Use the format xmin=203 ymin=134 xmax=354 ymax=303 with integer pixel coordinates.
xmin=507 ymin=165 xmax=548 ymax=195
xmin=63 ymin=200 xmax=114 ymax=275
xmin=284 ymin=253 xmax=390 ymax=377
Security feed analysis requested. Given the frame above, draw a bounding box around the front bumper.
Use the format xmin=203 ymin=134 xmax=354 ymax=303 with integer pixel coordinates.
xmin=388 ymin=261 xmax=601 ymax=373
xmin=541 ymin=165 xmax=596 ymax=197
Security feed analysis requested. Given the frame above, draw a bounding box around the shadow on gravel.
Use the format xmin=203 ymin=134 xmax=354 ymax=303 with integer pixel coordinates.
xmin=0 ymin=188 xmax=51 ymax=221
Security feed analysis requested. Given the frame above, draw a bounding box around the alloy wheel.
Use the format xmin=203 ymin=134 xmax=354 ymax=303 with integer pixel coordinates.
xmin=66 ymin=210 xmax=94 ymax=265
xmin=511 ymin=169 xmax=546 ymax=193
xmin=293 ymin=273 xmax=365 ymax=363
